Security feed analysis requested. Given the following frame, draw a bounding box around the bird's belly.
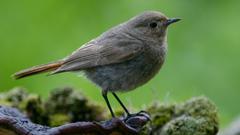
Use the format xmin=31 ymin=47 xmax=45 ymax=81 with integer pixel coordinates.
xmin=84 ymin=54 xmax=164 ymax=92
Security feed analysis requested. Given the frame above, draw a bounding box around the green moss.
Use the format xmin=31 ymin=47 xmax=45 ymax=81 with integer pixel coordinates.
xmin=0 ymin=87 xmax=28 ymax=107
xmin=20 ymin=95 xmax=49 ymax=125
xmin=0 ymin=87 xmax=105 ymax=126
xmin=45 ymin=87 xmax=105 ymax=122
xmin=160 ymin=116 xmax=217 ymax=135
xmin=49 ymin=113 xmax=71 ymax=126
xmin=161 ymin=116 xmax=201 ymax=135
xmin=0 ymin=100 xmax=12 ymax=107
xmin=142 ymin=97 xmax=219 ymax=135
xmin=114 ymin=109 xmax=125 ymax=118
xmin=147 ymin=103 xmax=175 ymax=129
xmin=175 ymin=96 xmax=219 ymax=134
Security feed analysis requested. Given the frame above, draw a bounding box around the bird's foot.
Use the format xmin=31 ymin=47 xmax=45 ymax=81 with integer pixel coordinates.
xmin=123 ymin=110 xmax=151 ymax=131
xmin=125 ymin=110 xmax=150 ymax=120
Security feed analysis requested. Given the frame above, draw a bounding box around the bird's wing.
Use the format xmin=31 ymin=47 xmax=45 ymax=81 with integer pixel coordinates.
xmin=53 ymin=37 xmax=143 ymax=73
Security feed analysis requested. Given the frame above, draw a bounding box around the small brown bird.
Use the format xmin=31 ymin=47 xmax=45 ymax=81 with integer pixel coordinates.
xmin=14 ymin=11 xmax=180 ymax=117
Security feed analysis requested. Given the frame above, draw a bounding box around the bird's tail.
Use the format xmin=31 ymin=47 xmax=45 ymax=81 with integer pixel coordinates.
xmin=13 ymin=61 xmax=63 ymax=79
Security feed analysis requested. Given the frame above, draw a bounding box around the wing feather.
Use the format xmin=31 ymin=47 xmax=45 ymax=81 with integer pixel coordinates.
xmin=53 ymin=36 xmax=143 ymax=73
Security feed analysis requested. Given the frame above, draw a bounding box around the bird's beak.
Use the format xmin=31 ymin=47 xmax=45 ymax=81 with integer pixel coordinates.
xmin=166 ymin=18 xmax=181 ymax=26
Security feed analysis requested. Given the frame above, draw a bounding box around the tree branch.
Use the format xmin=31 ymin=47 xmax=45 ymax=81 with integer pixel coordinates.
xmin=0 ymin=106 xmax=150 ymax=135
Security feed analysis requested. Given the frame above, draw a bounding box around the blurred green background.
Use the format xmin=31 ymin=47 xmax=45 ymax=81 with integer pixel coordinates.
xmin=0 ymin=0 xmax=239 ymax=127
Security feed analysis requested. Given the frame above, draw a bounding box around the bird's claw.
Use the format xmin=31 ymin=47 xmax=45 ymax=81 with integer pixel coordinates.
xmin=122 ymin=110 xmax=150 ymax=131
xmin=124 ymin=110 xmax=151 ymax=122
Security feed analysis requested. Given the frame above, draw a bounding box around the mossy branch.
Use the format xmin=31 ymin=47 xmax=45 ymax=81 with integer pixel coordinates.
xmin=0 ymin=106 xmax=149 ymax=135
xmin=0 ymin=87 xmax=219 ymax=135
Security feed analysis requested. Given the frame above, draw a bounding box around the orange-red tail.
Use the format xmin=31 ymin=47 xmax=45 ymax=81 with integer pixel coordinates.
xmin=13 ymin=61 xmax=63 ymax=79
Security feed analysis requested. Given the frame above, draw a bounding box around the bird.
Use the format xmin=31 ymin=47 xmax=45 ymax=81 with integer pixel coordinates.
xmin=13 ymin=11 xmax=180 ymax=118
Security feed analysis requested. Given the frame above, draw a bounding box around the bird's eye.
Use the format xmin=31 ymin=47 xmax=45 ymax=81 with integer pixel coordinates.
xmin=149 ymin=22 xmax=158 ymax=28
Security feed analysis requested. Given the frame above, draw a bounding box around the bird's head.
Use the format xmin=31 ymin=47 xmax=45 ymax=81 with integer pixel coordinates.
xmin=126 ymin=11 xmax=180 ymax=41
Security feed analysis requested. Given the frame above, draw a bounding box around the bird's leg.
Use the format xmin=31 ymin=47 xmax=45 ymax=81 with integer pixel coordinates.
xmin=102 ymin=91 xmax=115 ymax=118
xmin=112 ymin=93 xmax=151 ymax=122
xmin=112 ymin=92 xmax=130 ymax=116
